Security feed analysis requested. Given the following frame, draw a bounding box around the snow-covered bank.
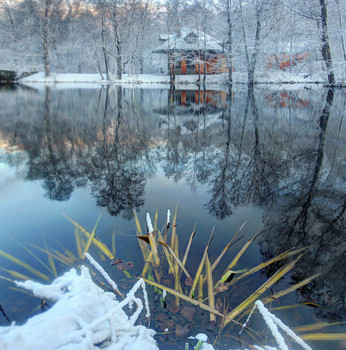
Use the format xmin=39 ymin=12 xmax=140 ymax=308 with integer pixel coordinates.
xmin=19 ymin=72 xmax=339 ymax=87
xmin=20 ymin=72 xmax=230 ymax=86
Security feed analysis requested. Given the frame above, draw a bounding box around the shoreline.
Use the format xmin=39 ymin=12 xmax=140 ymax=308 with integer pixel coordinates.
xmin=18 ymin=72 xmax=346 ymax=88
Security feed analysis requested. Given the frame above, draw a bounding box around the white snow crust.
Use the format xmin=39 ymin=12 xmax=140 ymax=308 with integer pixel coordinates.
xmin=20 ymin=71 xmax=331 ymax=87
xmin=0 ymin=265 xmax=157 ymax=350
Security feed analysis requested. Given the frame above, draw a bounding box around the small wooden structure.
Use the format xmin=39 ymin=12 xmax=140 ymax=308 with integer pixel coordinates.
xmin=153 ymin=28 xmax=228 ymax=75
xmin=0 ymin=70 xmax=17 ymax=83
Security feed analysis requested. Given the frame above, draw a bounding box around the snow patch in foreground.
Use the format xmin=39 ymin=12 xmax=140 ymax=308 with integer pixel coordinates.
xmin=0 ymin=265 xmax=157 ymax=350
xmin=0 ymin=257 xmax=313 ymax=350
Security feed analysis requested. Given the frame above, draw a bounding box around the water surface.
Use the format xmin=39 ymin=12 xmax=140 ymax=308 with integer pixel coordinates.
xmin=0 ymin=84 xmax=345 ymax=349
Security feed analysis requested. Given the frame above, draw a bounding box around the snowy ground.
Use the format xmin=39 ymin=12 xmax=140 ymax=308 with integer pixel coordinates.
xmin=0 ymin=253 xmax=314 ymax=350
xmin=20 ymin=71 xmax=334 ymax=88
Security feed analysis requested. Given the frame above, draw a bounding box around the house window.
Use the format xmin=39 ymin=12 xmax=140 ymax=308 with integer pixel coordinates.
xmin=184 ymin=32 xmax=198 ymax=44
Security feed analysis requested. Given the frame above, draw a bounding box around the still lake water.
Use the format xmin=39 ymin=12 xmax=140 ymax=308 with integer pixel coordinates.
xmin=0 ymin=84 xmax=345 ymax=349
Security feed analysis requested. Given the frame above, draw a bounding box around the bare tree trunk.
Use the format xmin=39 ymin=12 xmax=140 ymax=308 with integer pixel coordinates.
xmin=202 ymin=0 xmax=207 ymax=85
xmin=115 ymin=32 xmax=122 ymax=79
xmin=111 ymin=7 xmax=122 ymax=80
xmin=335 ymin=0 xmax=346 ymax=62
xmin=3 ymin=3 xmax=16 ymax=41
xmin=226 ymin=0 xmax=233 ymax=84
xmin=101 ymin=9 xmax=110 ymax=80
xmin=195 ymin=0 xmax=201 ymax=83
xmin=319 ymin=0 xmax=334 ymax=85
xmin=239 ymin=0 xmax=249 ymax=76
xmin=248 ymin=7 xmax=261 ymax=84
xmin=42 ymin=0 xmax=50 ymax=77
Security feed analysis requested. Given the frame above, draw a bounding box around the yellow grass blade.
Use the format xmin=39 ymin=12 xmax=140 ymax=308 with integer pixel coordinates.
xmin=167 ymin=245 xmax=191 ymax=279
xmin=261 ymin=272 xmax=321 ymax=305
xmin=300 ymin=333 xmax=346 ymax=341
xmin=181 ymin=223 xmax=196 ymax=267
xmin=156 ymin=231 xmax=175 ymax=275
xmin=83 ymin=214 xmax=102 ymax=257
xmin=154 ymin=209 xmax=158 ymax=230
xmin=0 ymin=249 xmax=50 ymax=281
xmin=74 ymin=228 xmax=82 ymax=259
xmin=0 ymin=268 xmax=31 ymax=281
xmin=141 ymin=250 xmax=152 ymax=278
xmin=172 ymin=234 xmax=182 ymax=305
xmin=133 ymin=210 xmax=150 ymax=260
xmin=217 ymin=227 xmax=261 ymax=288
xmin=300 ymin=302 xmax=328 ymax=310
xmin=189 ymin=249 xmax=206 ymax=299
xmin=170 ymin=207 xmax=177 ymax=249
xmin=31 ymin=245 xmax=73 ymax=267
xmin=48 ymin=256 xmax=57 ymax=277
xmin=174 ymin=231 xmax=179 ymax=257
xmin=270 ymin=304 xmax=301 ymax=311
xmin=224 ymin=254 xmax=302 ymax=325
xmin=53 ymin=240 xmax=77 ymax=262
xmin=206 ymin=253 xmax=216 ymax=322
xmin=62 ymin=248 xmax=77 ymax=262
xmin=189 ymin=227 xmax=214 ymax=298
xmin=51 ymin=249 xmax=73 ymax=264
xmin=198 ymin=274 xmax=203 ymax=302
xmin=211 ymin=220 xmax=247 ymax=272
xmin=157 ymin=241 xmax=175 ymax=275
xmin=142 ymin=277 xmax=223 ymax=318
xmin=174 ymin=266 xmax=181 ymax=306
xmin=229 ymin=247 xmax=307 ymax=286
xmin=293 ymin=321 xmax=346 ymax=333
xmin=133 ymin=210 xmax=142 ymax=235
xmin=149 ymin=233 xmax=160 ymax=267
xmin=10 ymin=238 xmax=55 ymax=277
xmin=63 ymin=214 xmax=114 ymax=259
xmin=80 ymin=234 xmax=86 ymax=250
xmin=0 ymin=275 xmax=14 ymax=283
xmin=112 ymin=230 xmax=116 ymax=257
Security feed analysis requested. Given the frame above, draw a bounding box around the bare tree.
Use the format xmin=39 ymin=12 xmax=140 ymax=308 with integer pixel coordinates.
xmin=42 ymin=0 xmax=51 ymax=76
xmin=285 ymin=0 xmax=335 ymax=84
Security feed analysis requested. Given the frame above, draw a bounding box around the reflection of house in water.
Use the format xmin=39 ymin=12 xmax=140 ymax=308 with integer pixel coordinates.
xmin=152 ymin=27 xmax=228 ymax=75
xmin=157 ymin=88 xmax=229 ymax=135
xmin=265 ymin=91 xmax=310 ymax=108
xmin=173 ymin=89 xmax=228 ymax=109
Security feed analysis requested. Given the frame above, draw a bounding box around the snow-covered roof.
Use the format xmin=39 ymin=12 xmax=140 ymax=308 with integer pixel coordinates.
xmin=154 ymin=27 xmax=222 ymax=53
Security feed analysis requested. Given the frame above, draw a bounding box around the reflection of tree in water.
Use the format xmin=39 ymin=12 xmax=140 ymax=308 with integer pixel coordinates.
xmin=156 ymin=86 xmax=345 ymax=319
xmin=89 ymin=86 xmax=147 ymax=219
xmin=206 ymin=86 xmax=277 ymax=218
xmin=0 ymin=86 xmax=154 ymax=218
xmin=206 ymin=87 xmax=234 ymax=219
xmin=27 ymin=87 xmax=85 ymax=201
xmin=259 ymin=88 xmax=346 ymax=319
xmin=161 ymin=87 xmax=191 ymax=183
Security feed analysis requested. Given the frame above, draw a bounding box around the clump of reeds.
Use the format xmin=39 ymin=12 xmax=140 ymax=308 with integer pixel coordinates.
xmin=132 ymin=209 xmax=345 ymax=348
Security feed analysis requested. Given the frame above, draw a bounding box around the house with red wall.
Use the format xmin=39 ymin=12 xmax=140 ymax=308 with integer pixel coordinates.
xmin=152 ymin=28 xmax=228 ymax=75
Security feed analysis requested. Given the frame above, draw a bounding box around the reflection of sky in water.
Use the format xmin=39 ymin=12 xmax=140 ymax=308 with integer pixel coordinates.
xmin=0 ymin=86 xmax=345 ymax=349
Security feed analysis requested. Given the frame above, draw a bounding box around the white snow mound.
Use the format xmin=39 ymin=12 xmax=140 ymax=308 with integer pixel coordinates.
xmin=0 ymin=265 xmax=158 ymax=350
